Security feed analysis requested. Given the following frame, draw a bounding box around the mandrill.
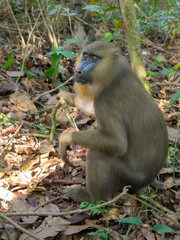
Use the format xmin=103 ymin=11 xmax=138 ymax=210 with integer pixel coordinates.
xmin=58 ymin=41 xmax=168 ymax=203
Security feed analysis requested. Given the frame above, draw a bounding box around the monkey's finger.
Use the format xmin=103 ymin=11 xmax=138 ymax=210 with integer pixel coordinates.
xmin=59 ymin=144 xmax=67 ymax=161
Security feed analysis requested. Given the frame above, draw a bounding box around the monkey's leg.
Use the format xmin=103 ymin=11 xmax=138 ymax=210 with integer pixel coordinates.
xmin=66 ymin=150 xmax=116 ymax=203
xmin=150 ymin=179 xmax=165 ymax=190
xmin=66 ymin=186 xmax=94 ymax=203
xmin=67 ymin=150 xmax=132 ymax=203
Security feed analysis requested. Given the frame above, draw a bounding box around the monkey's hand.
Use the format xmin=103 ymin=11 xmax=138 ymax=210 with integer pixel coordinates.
xmin=58 ymin=128 xmax=76 ymax=160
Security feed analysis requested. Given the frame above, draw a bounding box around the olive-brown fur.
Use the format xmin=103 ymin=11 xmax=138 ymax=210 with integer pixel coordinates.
xmin=59 ymin=41 xmax=168 ymax=203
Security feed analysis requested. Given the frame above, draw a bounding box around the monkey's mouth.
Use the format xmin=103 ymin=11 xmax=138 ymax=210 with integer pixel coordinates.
xmin=75 ymin=75 xmax=92 ymax=85
xmin=75 ymin=78 xmax=87 ymax=85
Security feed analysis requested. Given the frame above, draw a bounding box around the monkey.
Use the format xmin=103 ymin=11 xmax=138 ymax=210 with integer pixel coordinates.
xmin=73 ymin=0 xmax=82 ymax=12
xmin=72 ymin=0 xmax=96 ymax=44
xmin=58 ymin=41 xmax=168 ymax=203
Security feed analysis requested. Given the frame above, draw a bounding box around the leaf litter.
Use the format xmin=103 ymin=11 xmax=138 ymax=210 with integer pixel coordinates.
xmin=0 ymin=7 xmax=179 ymax=240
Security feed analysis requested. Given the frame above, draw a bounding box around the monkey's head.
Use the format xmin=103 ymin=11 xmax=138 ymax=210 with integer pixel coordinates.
xmin=74 ymin=41 xmax=119 ymax=94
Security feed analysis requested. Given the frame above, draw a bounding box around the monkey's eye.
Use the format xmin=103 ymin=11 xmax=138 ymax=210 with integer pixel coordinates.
xmin=83 ymin=53 xmax=88 ymax=58
xmin=92 ymin=55 xmax=97 ymax=60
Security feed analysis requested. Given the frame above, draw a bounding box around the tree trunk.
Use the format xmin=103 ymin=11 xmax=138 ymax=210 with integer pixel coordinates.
xmin=119 ymin=0 xmax=150 ymax=91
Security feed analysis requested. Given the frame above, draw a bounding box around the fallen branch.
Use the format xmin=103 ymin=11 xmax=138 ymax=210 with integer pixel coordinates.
xmin=3 ymin=186 xmax=130 ymax=217
xmin=33 ymin=76 xmax=74 ymax=103
xmin=0 ymin=213 xmax=40 ymax=240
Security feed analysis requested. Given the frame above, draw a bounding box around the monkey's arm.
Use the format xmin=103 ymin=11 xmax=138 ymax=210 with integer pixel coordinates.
xmin=59 ymin=128 xmax=128 ymax=160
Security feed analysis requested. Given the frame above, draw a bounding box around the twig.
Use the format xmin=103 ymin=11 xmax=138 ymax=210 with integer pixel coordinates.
xmin=126 ymin=193 xmax=180 ymax=229
xmin=36 ymin=0 xmax=57 ymax=47
xmin=4 ymin=186 xmax=130 ymax=217
xmin=147 ymin=197 xmax=180 ymax=221
xmin=34 ymin=197 xmax=60 ymax=211
xmin=0 ymin=213 xmax=40 ymax=240
xmin=0 ymin=218 xmax=12 ymax=240
xmin=0 ymin=122 xmax=23 ymax=157
xmin=33 ymin=76 xmax=74 ymax=103
xmin=50 ymin=100 xmax=61 ymax=144
xmin=6 ymin=0 xmax=25 ymax=45
xmin=15 ymin=106 xmax=55 ymax=120
xmin=17 ymin=133 xmax=49 ymax=138
xmin=59 ymin=98 xmax=77 ymax=129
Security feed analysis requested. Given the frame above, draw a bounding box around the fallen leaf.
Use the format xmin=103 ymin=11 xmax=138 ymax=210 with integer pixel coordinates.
xmin=10 ymin=92 xmax=37 ymax=113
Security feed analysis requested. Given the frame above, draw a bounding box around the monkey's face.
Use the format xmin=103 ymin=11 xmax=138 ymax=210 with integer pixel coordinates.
xmin=74 ymin=52 xmax=101 ymax=85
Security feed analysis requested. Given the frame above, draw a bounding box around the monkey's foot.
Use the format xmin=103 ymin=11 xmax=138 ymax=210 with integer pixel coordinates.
xmin=64 ymin=186 xmax=94 ymax=203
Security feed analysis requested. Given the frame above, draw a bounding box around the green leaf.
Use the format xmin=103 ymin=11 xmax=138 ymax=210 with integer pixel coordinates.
xmin=44 ymin=67 xmax=56 ymax=77
xmin=48 ymin=5 xmax=61 ymax=15
xmin=146 ymin=70 xmax=155 ymax=77
xmin=61 ymin=12 xmax=77 ymax=16
xmin=114 ymin=20 xmax=123 ymax=30
xmin=79 ymin=202 xmax=89 ymax=209
xmin=105 ymin=32 xmax=112 ymax=42
xmin=61 ymin=50 xmax=77 ymax=59
xmin=156 ymin=57 xmax=162 ymax=63
xmin=160 ymin=68 xmax=174 ymax=76
xmin=153 ymin=224 xmax=175 ymax=233
xmin=173 ymin=62 xmax=180 ymax=71
xmin=23 ymin=69 xmax=36 ymax=77
xmin=169 ymin=90 xmax=180 ymax=105
xmin=2 ymin=58 xmax=15 ymax=70
xmin=58 ymin=65 xmax=64 ymax=74
xmin=89 ymin=229 xmax=108 ymax=240
xmin=45 ymin=47 xmax=64 ymax=56
xmin=31 ymin=69 xmax=44 ymax=76
xmin=92 ymin=209 xmax=101 ymax=215
xmin=104 ymin=7 xmax=117 ymax=13
xmin=83 ymin=5 xmax=104 ymax=15
xmin=118 ymin=217 xmax=142 ymax=225
xmin=139 ymin=194 xmax=150 ymax=199
xmin=48 ymin=9 xmax=57 ymax=15
xmin=64 ymin=38 xmax=86 ymax=44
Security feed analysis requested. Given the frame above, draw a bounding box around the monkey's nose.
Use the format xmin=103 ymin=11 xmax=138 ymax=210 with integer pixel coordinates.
xmin=75 ymin=70 xmax=82 ymax=78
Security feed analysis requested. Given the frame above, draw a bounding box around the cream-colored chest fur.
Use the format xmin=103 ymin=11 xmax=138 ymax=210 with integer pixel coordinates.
xmin=75 ymin=97 xmax=95 ymax=116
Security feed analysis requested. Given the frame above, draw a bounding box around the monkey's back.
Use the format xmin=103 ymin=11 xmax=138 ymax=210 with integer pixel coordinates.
xmin=94 ymin=63 xmax=168 ymax=190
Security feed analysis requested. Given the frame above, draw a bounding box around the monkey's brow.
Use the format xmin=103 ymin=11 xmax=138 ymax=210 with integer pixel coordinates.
xmin=83 ymin=51 xmax=101 ymax=58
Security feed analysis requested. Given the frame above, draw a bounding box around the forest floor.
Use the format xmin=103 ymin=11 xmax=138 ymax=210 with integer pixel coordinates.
xmin=0 ymin=5 xmax=180 ymax=240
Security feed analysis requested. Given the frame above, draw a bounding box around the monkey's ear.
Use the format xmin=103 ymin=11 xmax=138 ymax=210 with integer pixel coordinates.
xmin=113 ymin=48 xmax=121 ymax=60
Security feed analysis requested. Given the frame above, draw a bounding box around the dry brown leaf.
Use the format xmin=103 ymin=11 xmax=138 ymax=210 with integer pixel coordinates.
xmin=6 ymin=71 xmax=24 ymax=77
xmin=0 ymin=80 xmax=18 ymax=95
xmin=167 ymin=126 xmax=180 ymax=144
xmin=63 ymin=220 xmax=103 ymax=236
xmin=19 ymin=216 xmax=70 ymax=240
xmin=10 ymin=198 xmax=38 ymax=223
xmin=101 ymin=208 xmax=122 ymax=221
xmin=10 ymin=92 xmax=37 ymax=113
xmin=39 ymin=140 xmax=56 ymax=154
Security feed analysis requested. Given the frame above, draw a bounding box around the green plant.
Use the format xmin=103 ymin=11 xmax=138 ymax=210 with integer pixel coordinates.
xmin=89 ymin=229 xmax=109 ymax=240
xmin=44 ymin=43 xmax=76 ymax=78
xmin=168 ymin=140 xmax=180 ymax=179
xmin=136 ymin=1 xmax=180 ymax=36
xmin=44 ymin=39 xmax=86 ymax=78
xmin=117 ymin=217 xmax=175 ymax=237
xmin=2 ymin=51 xmax=16 ymax=70
xmin=79 ymin=201 xmax=109 ymax=216
xmin=0 ymin=113 xmax=16 ymax=126
xmin=169 ymin=90 xmax=180 ymax=105
xmin=153 ymin=224 xmax=175 ymax=233
xmin=146 ymin=59 xmax=180 ymax=80
xmin=82 ymin=3 xmax=122 ymax=41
